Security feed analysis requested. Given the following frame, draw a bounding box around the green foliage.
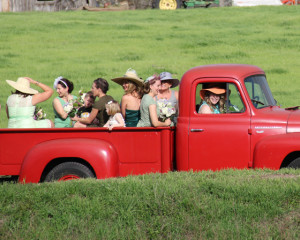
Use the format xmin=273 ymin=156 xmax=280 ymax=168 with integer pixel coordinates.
xmin=0 ymin=170 xmax=299 ymax=239
xmin=1 ymin=6 xmax=300 ymax=127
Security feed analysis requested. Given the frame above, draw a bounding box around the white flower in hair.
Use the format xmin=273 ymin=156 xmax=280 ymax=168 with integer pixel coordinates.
xmin=53 ymin=76 xmax=64 ymax=89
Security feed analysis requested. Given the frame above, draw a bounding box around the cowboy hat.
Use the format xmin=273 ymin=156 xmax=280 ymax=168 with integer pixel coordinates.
xmin=6 ymin=77 xmax=38 ymax=95
xmin=111 ymin=68 xmax=144 ymax=87
xmin=200 ymin=88 xmax=226 ymax=100
xmin=159 ymin=72 xmax=179 ymax=88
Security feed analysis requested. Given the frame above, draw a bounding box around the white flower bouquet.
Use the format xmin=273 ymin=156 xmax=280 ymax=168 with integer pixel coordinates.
xmin=157 ymin=99 xmax=176 ymax=122
xmin=33 ymin=106 xmax=47 ymax=120
xmin=78 ymin=88 xmax=88 ymax=104
xmin=63 ymin=99 xmax=78 ymax=118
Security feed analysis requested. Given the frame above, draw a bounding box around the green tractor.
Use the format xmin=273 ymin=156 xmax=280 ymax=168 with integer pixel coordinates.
xmin=155 ymin=0 xmax=220 ymax=10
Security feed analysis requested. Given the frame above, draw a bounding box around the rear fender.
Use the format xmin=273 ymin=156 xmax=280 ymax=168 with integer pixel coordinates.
xmin=19 ymin=138 xmax=119 ymax=183
xmin=253 ymin=133 xmax=300 ymax=169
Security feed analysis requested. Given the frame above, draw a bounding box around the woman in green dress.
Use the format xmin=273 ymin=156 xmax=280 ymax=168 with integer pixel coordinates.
xmin=111 ymin=69 xmax=144 ymax=127
xmin=137 ymin=75 xmax=171 ymax=128
xmin=6 ymin=77 xmax=54 ymax=128
xmin=52 ymin=77 xmax=77 ymax=128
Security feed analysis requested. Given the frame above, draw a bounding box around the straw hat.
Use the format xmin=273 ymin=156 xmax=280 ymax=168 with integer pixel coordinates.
xmin=159 ymin=72 xmax=179 ymax=88
xmin=200 ymin=88 xmax=226 ymax=100
xmin=6 ymin=77 xmax=38 ymax=95
xmin=111 ymin=68 xmax=144 ymax=87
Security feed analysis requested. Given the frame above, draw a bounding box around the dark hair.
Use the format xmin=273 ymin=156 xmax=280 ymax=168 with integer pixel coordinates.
xmin=58 ymin=78 xmax=74 ymax=93
xmin=13 ymin=90 xmax=33 ymax=98
xmin=85 ymin=91 xmax=95 ymax=101
xmin=94 ymin=78 xmax=109 ymax=94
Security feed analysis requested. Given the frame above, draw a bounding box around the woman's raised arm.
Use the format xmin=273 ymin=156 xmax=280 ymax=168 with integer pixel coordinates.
xmin=25 ymin=77 xmax=53 ymax=106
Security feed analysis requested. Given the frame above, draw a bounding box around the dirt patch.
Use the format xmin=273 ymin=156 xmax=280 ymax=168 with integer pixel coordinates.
xmin=259 ymin=174 xmax=300 ymax=179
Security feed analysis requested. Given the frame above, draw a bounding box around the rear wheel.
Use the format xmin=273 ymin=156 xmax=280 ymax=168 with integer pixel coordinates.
xmin=287 ymin=157 xmax=300 ymax=169
xmin=44 ymin=162 xmax=95 ymax=182
xmin=155 ymin=0 xmax=182 ymax=10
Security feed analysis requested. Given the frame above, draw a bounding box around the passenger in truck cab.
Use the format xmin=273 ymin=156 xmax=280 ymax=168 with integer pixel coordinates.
xmin=198 ymin=86 xmax=226 ymax=114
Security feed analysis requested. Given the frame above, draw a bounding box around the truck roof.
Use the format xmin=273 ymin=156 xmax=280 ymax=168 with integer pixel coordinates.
xmin=181 ymin=64 xmax=265 ymax=84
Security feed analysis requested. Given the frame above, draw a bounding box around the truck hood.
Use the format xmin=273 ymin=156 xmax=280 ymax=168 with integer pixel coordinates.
xmin=287 ymin=109 xmax=300 ymax=133
xmin=252 ymin=106 xmax=300 ymax=133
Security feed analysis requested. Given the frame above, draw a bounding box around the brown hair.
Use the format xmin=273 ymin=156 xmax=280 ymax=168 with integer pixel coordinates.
xmin=94 ymin=78 xmax=109 ymax=94
xmin=13 ymin=90 xmax=33 ymax=98
xmin=143 ymin=74 xmax=159 ymax=94
xmin=84 ymin=91 xmax=95 ymax=102
xmin=105 ymin=100 xmax=121 ymax=116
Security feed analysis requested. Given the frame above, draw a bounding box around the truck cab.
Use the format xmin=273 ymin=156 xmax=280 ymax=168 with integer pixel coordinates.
xmin=176 ymin=64 xmax=300 ymax=171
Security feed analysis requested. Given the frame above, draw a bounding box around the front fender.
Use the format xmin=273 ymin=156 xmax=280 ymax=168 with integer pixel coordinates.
xmin=19 ymin=138 xmax=119 ymax=183
xmin=253 ymin=133 xmax=300 ymax=169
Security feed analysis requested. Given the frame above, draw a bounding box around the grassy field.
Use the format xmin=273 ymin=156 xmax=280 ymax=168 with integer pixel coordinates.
xmin=1 ymin=7 xmax=300 ymax=239
xmin=0 ymin=169 xmax=299 ymax=239
xmin=0 ymin=6 xmax=300 ymax=127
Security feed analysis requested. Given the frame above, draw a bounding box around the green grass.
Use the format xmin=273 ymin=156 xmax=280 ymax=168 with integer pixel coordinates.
xmin=1 ymin=6 xmax=300 ymax=127
xmin=0 ymin=169 xmax=299 ymax=239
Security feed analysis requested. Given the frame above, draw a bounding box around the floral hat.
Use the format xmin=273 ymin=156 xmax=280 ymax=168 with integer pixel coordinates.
xmin=200 ymin=88 xmax=226 ymax=100
xmin=6 ymin=77 xmax=38 ymax=94
xmin=159 ymin=72 xmax=180 ymax=88
xmin=111 ymin=68 xmax=144 ymax=87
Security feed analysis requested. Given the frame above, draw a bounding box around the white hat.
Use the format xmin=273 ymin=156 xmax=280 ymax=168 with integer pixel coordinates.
xmin=111 ymin=68 xmax=144 ymax=87
xmin=6 ymin=77 xmax=38 ymax=94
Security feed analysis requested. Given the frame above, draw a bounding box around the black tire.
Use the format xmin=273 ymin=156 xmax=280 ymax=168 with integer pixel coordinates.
xmin=155 ymin=0 xmax=182 ymax=10
xmin=287 ymin=157 xmax=300 ymax=169
xmin=44 ymin=162 xmax=95 ymax=182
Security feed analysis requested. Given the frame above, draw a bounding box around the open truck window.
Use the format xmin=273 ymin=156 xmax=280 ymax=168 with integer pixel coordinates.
xmin=195 ymin=82 xmax=245 ymax=114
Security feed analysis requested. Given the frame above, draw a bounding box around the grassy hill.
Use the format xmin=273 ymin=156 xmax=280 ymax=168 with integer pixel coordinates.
xmin=1 ymin=169 xmax=299 ymax=239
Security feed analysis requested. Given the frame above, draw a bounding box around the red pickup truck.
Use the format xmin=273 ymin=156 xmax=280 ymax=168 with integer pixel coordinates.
xmin=1 ymin=64 xmax=299 ymax=183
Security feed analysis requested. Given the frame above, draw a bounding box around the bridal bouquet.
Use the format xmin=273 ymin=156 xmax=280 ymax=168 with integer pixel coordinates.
xmin=157 ymin=99 xmax=176 ymax=122
xmin=34 ymin=106 xmax=47 ymax=120
xmin=63 ymin=99 xmax=79 ymax=118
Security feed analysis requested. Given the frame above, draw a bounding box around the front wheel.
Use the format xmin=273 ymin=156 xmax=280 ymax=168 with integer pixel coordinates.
xmin=44 ymin=162 xmax=95 ymax=182
xmin=155 ymin=0 xmax=182 ymax=10
xmin=287 ymin=157 xmax=300 ymax=169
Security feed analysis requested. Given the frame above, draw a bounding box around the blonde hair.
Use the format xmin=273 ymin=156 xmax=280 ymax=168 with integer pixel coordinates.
xmin=201 ymin=91 xmax=225 ymax=113
xmin=105 ymin=100 xmax=121 ymax=116
xmin=125 ymin=80 xmax=143 ymax=99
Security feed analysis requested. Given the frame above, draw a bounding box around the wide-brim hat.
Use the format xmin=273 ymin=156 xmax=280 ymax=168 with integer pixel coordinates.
xmin=6 ymin=77 xmax=38 ymax=95
xmin=111 ymin=68 xmax=144 ymax=87
xmin=200 ymin=88 xmax=226 ymax=100
xmin=159 ymin=72 xmax=179 ymax=88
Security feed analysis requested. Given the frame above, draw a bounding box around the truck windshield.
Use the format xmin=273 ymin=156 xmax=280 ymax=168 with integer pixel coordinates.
xmin=244 ymin=75 xmax=276 ymax=109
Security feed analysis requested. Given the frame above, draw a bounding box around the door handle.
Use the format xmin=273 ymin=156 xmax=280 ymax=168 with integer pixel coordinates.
xmin=190 ymin=129 xmax=204 ymax=132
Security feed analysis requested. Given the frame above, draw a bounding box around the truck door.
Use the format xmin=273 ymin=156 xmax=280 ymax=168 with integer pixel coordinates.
xmin=188 ymin=80 xmax=251 ymax=170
